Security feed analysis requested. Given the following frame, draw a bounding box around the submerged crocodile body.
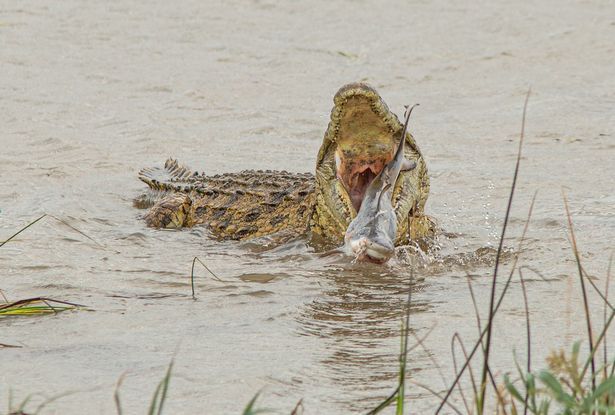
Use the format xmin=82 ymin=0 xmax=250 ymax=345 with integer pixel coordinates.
xmin=136 ymin=83 xmax=434 ymax=247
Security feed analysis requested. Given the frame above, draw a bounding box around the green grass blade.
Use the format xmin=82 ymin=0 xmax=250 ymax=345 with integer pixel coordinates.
xmin=0 ymin=297 xmax=83 ymax=317
xmin=539 ymin=371 xmax=575 ymax=406
xmin=242 ymin=391 xmax=270 ymax=414
xmin=0 ymin=215 xmax=46 ymax=248
xmin=148 ymin=361 xmax=173 ymax=415
xmin=504 ymin=374 xmax=524 ymax=403
xmin=587 ymin=375 xmax=615 ymax=402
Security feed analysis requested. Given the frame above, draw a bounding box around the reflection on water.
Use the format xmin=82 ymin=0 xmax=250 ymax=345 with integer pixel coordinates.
xmin=291 ymin=241 xmax=515 ymax=410
xmin=300 ymin=263 xmax=426 ymax=339
xmin=298 ymin=262 xmax=428 ymax=401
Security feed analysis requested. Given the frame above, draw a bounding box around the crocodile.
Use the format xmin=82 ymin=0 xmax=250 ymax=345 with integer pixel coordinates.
xmin=136 ymin=82 xmax=434 ymax=252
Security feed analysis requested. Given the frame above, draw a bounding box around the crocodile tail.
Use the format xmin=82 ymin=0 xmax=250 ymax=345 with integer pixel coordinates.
xmin=138 ymin=158 xmax=196 ymax=192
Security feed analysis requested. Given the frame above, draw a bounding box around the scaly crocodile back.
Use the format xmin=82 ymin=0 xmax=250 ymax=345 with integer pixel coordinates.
xmin=139 ymin=159 xmax=317 ymax=240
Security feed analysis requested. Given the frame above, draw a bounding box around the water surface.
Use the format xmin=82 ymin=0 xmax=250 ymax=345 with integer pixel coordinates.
xmin=1 ymin=1 xmax=614 ymax=413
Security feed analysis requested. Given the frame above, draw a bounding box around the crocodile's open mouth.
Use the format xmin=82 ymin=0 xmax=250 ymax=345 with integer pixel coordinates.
xmin=314 ymin=82 xmax=424 ymax=244
xmin=326 ymin=87 xmax=401 ymax=214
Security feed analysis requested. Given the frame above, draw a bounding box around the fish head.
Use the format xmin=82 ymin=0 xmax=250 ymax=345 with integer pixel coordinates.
xmin=344 ymin=188 xmax=397 ymax=263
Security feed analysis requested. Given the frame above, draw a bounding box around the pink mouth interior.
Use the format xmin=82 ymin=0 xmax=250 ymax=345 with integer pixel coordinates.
xmin=337 ymin=158 xmax=389 ymax=212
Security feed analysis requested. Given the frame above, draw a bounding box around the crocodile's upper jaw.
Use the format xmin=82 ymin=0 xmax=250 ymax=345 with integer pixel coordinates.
xmin=312 ymin=82 xmax=429 ymax=245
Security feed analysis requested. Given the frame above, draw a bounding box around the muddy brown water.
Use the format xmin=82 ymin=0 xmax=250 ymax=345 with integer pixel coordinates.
xmin=1 ymin=1 xmax=614 ymax=413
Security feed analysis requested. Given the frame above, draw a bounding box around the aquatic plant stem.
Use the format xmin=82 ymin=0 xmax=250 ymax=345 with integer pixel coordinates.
xmin=556 ymin=253 xmax=615 ymax=410
xmin=563 ymin=193 xmax=596 ymax=394
xmin=147 ymin=360 xmax=173 ymax=415
xmin=365 ymin=270 xmax=415 ymax=415
xmin=487 ymin=365 xmax=507 ymax=414
xmin=397 ymin=268 xmax=413 ymax=415
xmin=518 ymin=269 xmax=531 ymax=415
xmin=0 ymin=342 xmax=21 ymax=348
xmin=0 ymin=297 xmax=85 ymax=311
xmin=411 ymin=328 xmax=449 ymax=389
xmin=435 ymin=148 xmax=536 ymax=415
xmin=190 ymin=256 xmax=229 ymax=299
xmin=451 ymin=333 xmax=477 ymax=414
xmin=365 ymin=326 xmax=436 ymax=414
xmin=607 ymin=257 xmax=615 ymax=379
xmin=47 ymin=214 xmax=106 ymax=249
xmin=581 ymin=269 xmax=615 ymax=310
xmin=603 ymin=254 xmax=612 ymax=384
xmin=580 ymin=294 xmax=615 ymax=382
xmin=114 ymin=373 xmax=127 ymax=415
xmin=479 ymin=89 xmax=530 ymax=413
xmin=408 ymin=380 xmax=464 ymax=415
xmin=465 ymin=274 xmax=483 ymax=341
xmin=290 ymin=399 xmax=304 ymax=415
xmin=0 ymin=214 xmax=46 ymax=248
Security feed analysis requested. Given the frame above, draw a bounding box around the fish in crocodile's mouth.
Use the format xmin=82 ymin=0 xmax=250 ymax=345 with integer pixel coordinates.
xmin=344 ymin=104 xmax=419 ymax=264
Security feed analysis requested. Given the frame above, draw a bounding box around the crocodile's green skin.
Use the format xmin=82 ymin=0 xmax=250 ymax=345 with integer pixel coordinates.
xmin=136 ymin=82 xmax=433 ymax=246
